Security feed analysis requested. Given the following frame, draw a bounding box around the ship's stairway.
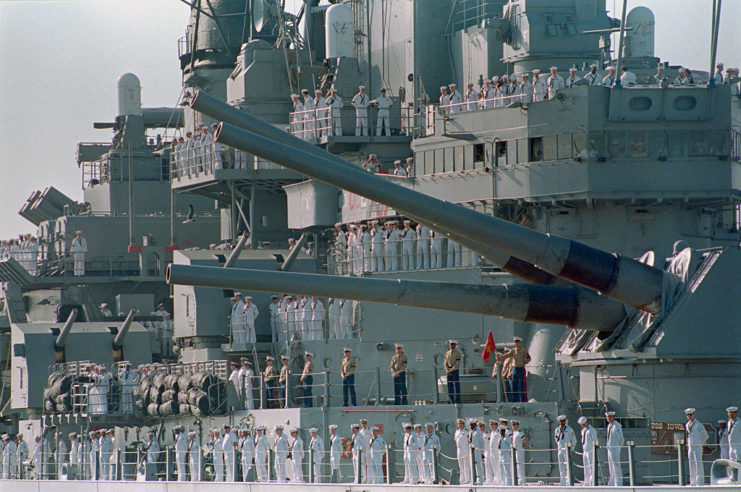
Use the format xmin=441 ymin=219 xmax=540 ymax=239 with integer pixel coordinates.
xmin=0 ymin=258 xmax=34 ymax=289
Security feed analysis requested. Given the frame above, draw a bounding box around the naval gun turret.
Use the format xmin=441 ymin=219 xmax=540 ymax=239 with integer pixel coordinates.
xmin=190 ymin=92 xmax=668 ymax=317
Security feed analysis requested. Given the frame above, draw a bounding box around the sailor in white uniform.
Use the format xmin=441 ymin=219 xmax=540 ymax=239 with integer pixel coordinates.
xmin=546 ymin=66 xmax=565 ymax=100
xmin=309 ymin=427 xmax=324 ymax=482
xmin=727 ymin=406 xmax=741 ymax=461
xmin=511 ymin=419 xmax=527 ymax=485
xmin=351 ymin=86 xmax=369 ymax=136
xmin=314 ymin=89 xmax=328 ymax=138
xmin=370 ymin=220 xmax=385 ymax=272
xmin=565 ymin=67 xmax=581 ymax=87
xmin=486 ymin=420 xmax=500 ymax=485
xmin=301 ymin=89 xmax=316 ymax=141
xmin=605 ymin=411 xmax=625 ymax=486
xmin=290 ymin=427 xmax=305 ymax=483
xmin=222 ymin=424 xmax=238 ymax=482
xmin=602 ymin=66 xmax=617 ymax=87
xmin=326 ymin=88 xmax=343 ymax=136
xmin=368 ymin=425 xmax=386 ymax=484
xmin=70 ymin=231 xmax=87 ymax=276
xmin=274 ymin=425 xmax=290 ymax=482
xmin=174 ymin=425 xmax=188 ymax=482
xmin=532 ymin=70 xmax=547 ymax=102
xmin=584 ymin=64 xmax=601 ymax=86
xmin=188 ymin=431 xmax=201 ymax=481
xmin=374 ymin=88 xmax=393 ymax=136
xmin=239 ymin=428 xmax=255 ymax=482
xmin=684 ymin=408 xmax=709 ymax=486
xmin=578 ymin=416 xmax=597 ymax=486
xmin=328 ymin=424 xmax=342 ymax=482
xmin=465 ymin=82 xmax=479 ymax=111
xmin=254 ymin=425 xmax=269 ymax=481
xmin=498 ymin=419 xmax=513 ymax=486
xmin=422 ymin=423 xmax=439 ymax=484
xmin=454 ymin=418 xmax=471 ymax=484
xmin=554 ymin=415 xmax=576 ymax=486
xmin=242 ymin=295 xmax=259 ymax=344
xmin=400 ymin=220 xmax=416 ymax=270
xmin=470 ymin=418 xmax=485 ymax=484
xmin=448 ymin=83 xmax=463 ymax=113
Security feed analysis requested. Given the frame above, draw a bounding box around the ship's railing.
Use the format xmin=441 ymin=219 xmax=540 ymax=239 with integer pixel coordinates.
xmin=12 ymin=440 xmax=731 ymax=484
xmin=328 ymin=236 xmax=484 ymax=276
xmin=288 ymin=105 xmax=419 ymax=141
xmin=40 ymin=254 xmax=141 ymax=278
xmin=170 ymin=140 xmax=227 ymax=178
xmin=440 ymin=92 xmax=526 ymax=114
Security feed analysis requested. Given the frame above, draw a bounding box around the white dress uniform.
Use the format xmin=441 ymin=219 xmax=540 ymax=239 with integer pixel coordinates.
xmin=240 ymin=365 xmax=255 ymax=410
xmin=327 ymin=299 xmax=340 ymax=339
xmin=119 ymin=367 xmax=138 ymax=414
xmin=498 ymin=430 xmax=513 ymax=486
xmin=430 ymin=230 xmax=443 ymax=269
xmin=315 ymin=94 xmax=328 ymax=137
xmin=512 ymin=428 xmax=527 ymax=485
xmin=375 ymin=93 xmax=393 ymax=135
xmin=400 ymin=225 xmax=416 ymax=270
xmin=286 ymin=299 xmax=298 ymax=340
xmin=584 ymin=70 xmax=601 ymax=86
xmin=471 ymin=426 xmax=485 ymax=484
xmin=580 ymin=423 xmax=598 ymax=486
xmin=335 ymin=228 xmax=347 ymax=275
xmin=565 ymin=74 xmax=581 ymax=87
xmin=422 ymin=430 xmax=440 ymax=483
xmin=602 ymin=72 xmax=616 ymax=87
xmin=554 ymin=422 xmax=577 ymax=486
xmin=70 ymin=235 xmax=87 ymax=276
xmin=291 ymin=98 xmax=304 ymax=137
xmin=360 ymin=228 xmax=372 ymax=272
xmin=358 ymin=426 xmax=372 ymax=483
xmin=302 ymin=95 xmax=316 ymax=141
xmin=4 ymin=439 xmax=17 ymax=479
xmin=326 ymin=93 xmax=343 ymax=136
xmin=605 ymin=417 xmax=624 ymax=486
xmin=300 ymin=296 xmax=313 ymax=340
xmin=728 ymin=415 xmax=741 ymax=460
xmin=57 ymin=436 xmax=68 ymax=479
xmin=291 ymin=434 xmax=305 ymax=482
xmin=486 ymin=427 xmax=500 ymax=485
xmin=546 ymin=72 xmax=565 ymax=100
xmin=222 ymin=430 xmax=237 ymax=481
xmin=269 ymin=300 xmax=279 ymax=339
xmin=274 ymin=431 xmax=290 ymax=482
xmin=447 ymin=238 xmax=461 ymax=268
xmin=448 ymin=88 xmax=463 ymax=113
xmin=518 ymin=80 xmax=533 ymax=103
xmin=212 ymin=433 xmax=224 ymax=481
xmin=145 ymin=436 xmax=160 ymax=465
xmin=415 ymin=224 xmax=430 ymax=269
xmin=718 ymin=423 xmax=730 ymax=460
xmin=349 ymin=230 xmax=361 ymax=274
xmin=685 ymin=416 xmax=709 ymax=486
xmin=371 ymin=226 xmax=385 ymax=272
xmin=310 ymin=299 xmax=325 ymax=340
xmin=339 ymin=299 xmax=353 ymax=339
xmin=402 ymin=430 xmax=419 ymax=483
xmin=454 ymin=426 xmax=471 ymax=484
xmin=189 ymin=436 xmax=201 ymax=481
xmin=479 ymin=84 xmax=494 ymax=109
xmin=351 ymin=90 xmax=370 ymax=136
xmin=414 ymin=431 xmax=425 ymax=482
xmin=231 ymin=298 xmax=246 ymax=345
xmin=242 ymin=302 xmax=259 ymax=344
xmin=385 ymin=226 xmax=400 ymax=271
xmin=66 ymin=437 xmax=77 ymax=478
xmin=465 ymin=87 xmax=479 ymax=111
xmin=620 ymin=70 xmax=637 ymax=86
xmin=349 ymin=430 xmax=364 ymax=483
xmin=255 ymin=431 xmax=269 ymax=481
xmin=368 ymin=433 xmax=386 ymax=484
xmin=309 ymin=433 xmax=324 ymax=482
xmin=174 ymin=431 xmax=188 ymax=481
xmin=532 ymin=75 xmax=547 ymax=102
xmin=329 ymin=430 xmax=342 ymax=481
xmin=240 ymin=434 xmax=255 ymax=481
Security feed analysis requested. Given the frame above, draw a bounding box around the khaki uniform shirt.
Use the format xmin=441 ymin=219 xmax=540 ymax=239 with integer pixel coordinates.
xmin=444 ymin=348 xmax=462 ymax=373
xmin=264 ymin=364 xmax=276 ymax=383
xmin=501 ymin=346 xmax=531 ymax=368
xmin=301 ymin=360 xmax=314 ymax=382
xmin=279 ymin=364 xmax=290 ymax=384
xmin=341 ymin=356 xmax=357 ymax=378
xmin=390 ymin=353 xmax=408 ymax=375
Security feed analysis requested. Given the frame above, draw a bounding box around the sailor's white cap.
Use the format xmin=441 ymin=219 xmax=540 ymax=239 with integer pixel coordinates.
xmin=449 ymin=83 xmax=457 ymax=87
xmin=425 ymin=422 xmax=434 ymax=427
xmin=351 ymin=423 xmax=360 ymax=429
xmin=256 ymin=425 xmax=266 ymax=431
xmin=606 ymin=66 xmax=616 ymax=71
xmin=301 ymin=89 xmax=309 ymax=93
xmin=372 ymin=425 xmax=380 ymax=431
xmin=499 ymin=418 xmax=508 ymax=424
xmin=75 ymin=230 xmax=83 ymax=234
xmin=403 ymin=220 xmax=411 ymax=225
xmin=147 ymin=430 xmax=154 ymax=435
xmin=271 ymin=295 xmax=279 ymax=299
xmin=513 ymin=336 xmax=523 ymax=342
xmin=557 ymin=415 xmax=567 ymax=421
xmin=685 ymin=408 xmax=696 ymax=414
xmin=343 ymin=347 xmax=352 ymax=352
xmin=266 ymin=355 xmax=275 ymax=361
xmin=245 ymin=295 xmax=252 ymax=300
xmin=334 ymin=222 xmax=343 ymax=228
xmin=173 ymin=425 xmax=183 ymax=431
xmin=243 ymin=360 xmax=252 ymax=366
xmin=330 ymin=87 xmax=338 ymax=92
xmin=315 ymin=89 xmax=322 ymax=94
xmin=275 ymin=424 xmax=284 ymax=430
xmin=403 ymin=423 xmax=412 ymax=429
xmin=380 ymin=87 xmax=387 ymax=91
xmin=406 ymin=156 xmax=413 ymax=161
xmin=234 ymin=292 xmax=242 ymax=296
xmin=605 ymin=411 xmax=616 ymax=417
xmin=414 ymin=423 xmax=422 ymax=428
xmin=532 ymin=69 xmax=540 ymax=74
xmin=468 ymin=418 xmax=478 ymax=424
xmin=501 ymin=74 xmax=508 ymax=79
xmin=549 ymin=66 xmax=558 ymax=71
xmin=188 ymin=431 xmax=196 ymax=437
xmin=328 ymin=424 xmax=338 ymax=430
xmin=223 ymin=423 xmax=231 ymax=429
xmin=719 ymin=419 xmax=727 ymax=424
xmin=456 ymin=418 xmax=464 ymax=423
xmin=484 ymin=78 xmax=491 ymax=83
xmin=521 ymin=73 xmax=529 ymax=77
xmin=577 ymin=416 xmax=588 ymax=425
xmin=359 ymin=418 xmax=368 ymax=424
xmin=2 ymin=434 xmax=9 ymax=440
xmin=448 ymin=339 xmax=457 ymax=344
xmin=467 ymin=81 xmax=474 ymax=86
xmin=569 ymin=67 xmax=577 ymax=72
xmin=290 ymin=427 xmax=299 ymax=433
xmin=727 ymin=406 xmax=738 ymax=412
xmin=489 ymin=419 xmax=498 ymax=424
xmin=309 ymin=427 xmax=318 ymax=433
xmin=359 ymin=85 xmax=366 ymax=89
xmin=492 ymin=76 xmax=499 ymax=82
xmin=511 ymin=419 xmax=520 ymax=425
xmin=393 ymin=160 xmax=402 ymax=165
xmin=280 ymin=354 xmax=288 ymax=360
xmin=89 ymin=431 xmax=97 ymax=436
xmin=395 ymin=343 xmax=404 ymax=349
xmin=304 ymin=351 xmax=313 ymax=357
xmin=68 ymin=432 xmax=76 ymax=437
xmin=100 ymin=302 xmax=108 ymax=308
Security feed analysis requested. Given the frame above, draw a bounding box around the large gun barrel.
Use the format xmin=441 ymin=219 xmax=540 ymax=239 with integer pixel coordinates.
xmin=214 ymin=121 xmax=666 ymax=313
xmin=191 ymin=90 xmax=557 ymax=286
xmin=113 ymin=308 xmax=137 ymax=348
xmin=167 ymin=264 xmax=624 ymax=331
xmin=54 ymin=309 xmax=78 ymax=351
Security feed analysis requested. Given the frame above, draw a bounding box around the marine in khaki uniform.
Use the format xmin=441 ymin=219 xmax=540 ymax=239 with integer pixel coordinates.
xmin=444 ymin=340 xmax=462 ymax=404
xmin=263 ymin=356 xmax=277 ymax=408
xmin=390 ymin=344 xmax=408 ymax=405
xmin=279 ymin=355 xmax=290 ymax=407
xmin=301 ymin=351 xmax=314 ymax=408
xmin=496 ymin=336 xmax=531 ymax=402
xmin=341 ymin=348 xmax=358 ymax=406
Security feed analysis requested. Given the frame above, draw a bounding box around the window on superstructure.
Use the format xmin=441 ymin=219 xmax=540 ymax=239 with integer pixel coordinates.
xmin=495 ymin=141 xmax=507 ymax=167
xmin=529 ymin=137 xmax=543 ymax=161
xmin=474 ymin=143 xmax=485 ymax=168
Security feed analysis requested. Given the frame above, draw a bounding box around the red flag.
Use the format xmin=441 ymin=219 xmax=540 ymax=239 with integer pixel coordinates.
xmin=482 ymin=331 xmax=496 ymax=362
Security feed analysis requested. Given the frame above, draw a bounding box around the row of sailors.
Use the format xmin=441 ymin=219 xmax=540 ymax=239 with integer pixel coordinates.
xmin=0 ymin=235 xmax=39 ymax=274
xmin=170 ymin=123 xmax=224 ymax=172
xmin=84 ymin=362 xmax=140 ymax=415
xmin=334 ymin=220 xmax=475 ymax=275
xmin=267 ymin=293 xmax=344 ymax=343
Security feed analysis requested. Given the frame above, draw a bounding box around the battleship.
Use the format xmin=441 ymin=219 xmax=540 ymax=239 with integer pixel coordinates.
xmin=2 ymin=0 xmax=741 ymax=490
